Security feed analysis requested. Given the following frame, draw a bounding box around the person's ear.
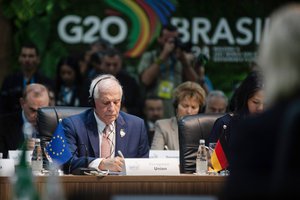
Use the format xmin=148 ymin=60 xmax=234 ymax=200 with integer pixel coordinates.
xmin=19 ymin=97 xmax=25 ymax=109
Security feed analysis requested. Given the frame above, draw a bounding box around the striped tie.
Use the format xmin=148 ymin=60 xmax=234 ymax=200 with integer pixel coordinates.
xmin=101 ymin=125 xmax=112 ymax=158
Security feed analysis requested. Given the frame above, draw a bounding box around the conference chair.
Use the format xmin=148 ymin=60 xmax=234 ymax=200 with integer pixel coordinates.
xmin=178 ymin=113 xmax=224 ymax=174
xmin=37 ymin=106 xmax=89 ymax=169
xmin=37 ymin=106 xmax=89 ymax=140
xmin=37 ymin=106 xmax=88 ymax=155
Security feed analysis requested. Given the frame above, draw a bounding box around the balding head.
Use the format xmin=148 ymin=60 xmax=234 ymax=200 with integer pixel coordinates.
xmin=22 ymin=83 xmax=49 ymax=100
xmin=204 ymin=90 xmax=228 ymax=114
xmin=20 ymin=83 xmax=50 ymax=125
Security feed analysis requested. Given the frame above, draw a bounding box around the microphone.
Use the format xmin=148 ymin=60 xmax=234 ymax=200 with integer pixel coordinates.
xmin=68 ymin=144 xmax=97 ymax=175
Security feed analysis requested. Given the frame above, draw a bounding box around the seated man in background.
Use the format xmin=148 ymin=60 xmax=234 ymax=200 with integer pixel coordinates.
xmin=142 ymin=96 xmax=164 ymax=147
xmin=0 ymin=42 xmax=53 ymax=114
xmin=0 ymin=83 xmax=50 ymax=158
xmin=99 ymin=48 xmax=142 ymax=116
xmin=204 ymin=90 xmax=228 ymax=114
xmin=63 ymin=74 xmax=149 ymax=174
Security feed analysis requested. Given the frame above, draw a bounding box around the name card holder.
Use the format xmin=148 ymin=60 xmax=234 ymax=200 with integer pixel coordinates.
xmin=124 ymin=158 xmax=180 ymax=175
xmin=0 ymin=159 xmax=15 ymax=176
xmin=8 ymin=150 xmax=33 ymax=166
xmin=149 ymin=150 xmax=179 ymax=159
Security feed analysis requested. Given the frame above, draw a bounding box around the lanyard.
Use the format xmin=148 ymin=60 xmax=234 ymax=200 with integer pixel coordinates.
xmin=159 ymin=54 xmax=176 ymax=81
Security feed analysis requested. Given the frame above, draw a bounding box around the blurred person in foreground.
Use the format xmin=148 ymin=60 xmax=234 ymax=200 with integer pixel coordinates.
xmin=63 ymin=74 xmax=149 ymax=174
xmin=204 ymin=90 xmax=228 ymax=114
xmin=220 ymin=3 xmax=300 ymax=199
xmin=151 ymin=81 xmax=205 ymax=150
xmin=0 ymin=83 xmax=50 ymax=158
xmin=142 ymin=96 xmax=164 ymax=147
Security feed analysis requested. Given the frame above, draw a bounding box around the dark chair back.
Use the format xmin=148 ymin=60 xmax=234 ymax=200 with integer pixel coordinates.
xmin=37 ymin=106 xmax=90 ymax=140
xmin=178 ymin=113 xmax=224 ymax=173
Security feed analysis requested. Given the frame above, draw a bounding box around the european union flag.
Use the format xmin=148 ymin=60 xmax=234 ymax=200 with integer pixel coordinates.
xmin=46 ymin=122 xmax=72 ymax=165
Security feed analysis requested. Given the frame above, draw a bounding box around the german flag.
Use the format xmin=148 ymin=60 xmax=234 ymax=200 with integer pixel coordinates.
xmin=211 ymin=129 xmax=229 ymax=172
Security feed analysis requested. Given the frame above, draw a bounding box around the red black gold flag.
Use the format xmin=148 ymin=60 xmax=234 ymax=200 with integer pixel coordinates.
xmin=211 ymin=127 xmax=229 ymax=172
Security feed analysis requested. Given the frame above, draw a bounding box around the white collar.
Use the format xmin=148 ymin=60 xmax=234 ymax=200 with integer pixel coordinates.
xmin=22 ymin=110 xmax=36 ymax=138
xmin=93 ymin=111 xmax=115 ymax=133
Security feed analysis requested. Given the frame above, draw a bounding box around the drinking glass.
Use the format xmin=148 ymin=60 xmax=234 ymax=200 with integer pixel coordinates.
xmin=209 ymin=142 xmax=217 ymax=155
xmin=208 ymin=142 xmax=217 ymax=174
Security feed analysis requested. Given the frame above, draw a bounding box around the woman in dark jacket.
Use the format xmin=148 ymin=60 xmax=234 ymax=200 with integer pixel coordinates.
xmin=208 ymin=70 xmax=265 ymax=147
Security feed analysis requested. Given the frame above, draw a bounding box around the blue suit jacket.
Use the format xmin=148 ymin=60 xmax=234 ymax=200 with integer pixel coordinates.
xmin=62 ymin=108 xmax=149 ymax=173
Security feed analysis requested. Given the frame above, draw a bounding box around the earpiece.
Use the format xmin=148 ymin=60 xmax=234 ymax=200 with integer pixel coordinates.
xmin=88 ymin=76 xmax=111 ymax=107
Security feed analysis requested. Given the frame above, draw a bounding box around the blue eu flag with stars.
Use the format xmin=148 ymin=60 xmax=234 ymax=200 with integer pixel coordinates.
xmin=46 ymin=122 xmax=72 ymax=165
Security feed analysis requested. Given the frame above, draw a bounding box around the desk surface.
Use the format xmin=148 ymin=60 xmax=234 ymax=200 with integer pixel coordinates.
xmin=0 ymin=175 xmax=226 ymax=200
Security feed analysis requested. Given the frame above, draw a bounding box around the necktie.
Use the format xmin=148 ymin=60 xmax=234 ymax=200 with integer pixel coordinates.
xmin=101 ymin=125 xmax=112 ymax=158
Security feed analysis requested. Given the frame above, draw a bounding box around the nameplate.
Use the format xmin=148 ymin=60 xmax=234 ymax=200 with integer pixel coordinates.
xmin=0 ymin=159 xmax=15 ymax=176
xmin=8 ymin=150 xmax=33 ymax=165
xmin=124 ymin=158 xmax=180 ymax=175
xmin=149 ymin=150 xmax=179 ymax=159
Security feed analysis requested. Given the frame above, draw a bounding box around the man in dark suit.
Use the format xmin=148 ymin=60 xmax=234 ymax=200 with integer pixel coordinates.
xmin=63 ymin=74 xmax=149 ymax=173
xmin=0 ymin=42 xmax=53 ymax=114
xmin=220 ymin=3 xmax=300 ymax=199
xmin=0 ymin=83 xmax=50 ymax=158
xmin=142 ymin=95 xmax=164 ymax=147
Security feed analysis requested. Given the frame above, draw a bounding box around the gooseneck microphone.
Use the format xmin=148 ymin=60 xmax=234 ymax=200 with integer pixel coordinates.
xmin=68 ymin=143 xmax=96 ymax=175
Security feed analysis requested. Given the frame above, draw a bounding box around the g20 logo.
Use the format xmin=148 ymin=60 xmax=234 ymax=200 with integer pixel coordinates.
xmin=58 ymin=15 xmax=127 ymax=45
xmin=58 ymin=0 xmax=176 ymax=57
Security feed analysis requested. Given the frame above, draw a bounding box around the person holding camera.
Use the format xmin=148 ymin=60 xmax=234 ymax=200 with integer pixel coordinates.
xmin=138 ymin=24 xmax=198 ymax=118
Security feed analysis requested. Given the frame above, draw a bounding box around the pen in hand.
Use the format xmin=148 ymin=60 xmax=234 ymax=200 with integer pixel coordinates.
xmin=117 ymin=150 xmax=126 ymax=174
xmin=117 ymin=150 xmax=124 ymax=158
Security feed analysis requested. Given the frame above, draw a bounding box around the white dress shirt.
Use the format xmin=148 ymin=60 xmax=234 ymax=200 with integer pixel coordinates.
xmin=88 ymin=111 xmax=116 ymax=170
xmin=22 ymin=111 xmax=38 ymax=139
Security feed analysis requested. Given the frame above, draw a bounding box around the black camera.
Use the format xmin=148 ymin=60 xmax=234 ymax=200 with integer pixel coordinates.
xmin=174 ymin=38 xmax=192 ymax=52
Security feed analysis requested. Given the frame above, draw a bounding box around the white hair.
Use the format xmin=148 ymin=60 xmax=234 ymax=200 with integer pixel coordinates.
xmin=206 ymin=90 xmax=228 ymax=105
xmin=258 ymin=4 xmax=300 ymax=105
xmin=89 ymin=74 xmax=123 ymax=99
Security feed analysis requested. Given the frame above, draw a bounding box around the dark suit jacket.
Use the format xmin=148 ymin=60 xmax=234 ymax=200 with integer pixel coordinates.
xmin=220 ymin=97 xmax=300 ymax=199
xmin=62 ymin=108 xmax=149 ymax=173
xmin=208 ymin=113 xmax=233 ymax=145
xmin=0 ymin=112 xmax=24 ymax=158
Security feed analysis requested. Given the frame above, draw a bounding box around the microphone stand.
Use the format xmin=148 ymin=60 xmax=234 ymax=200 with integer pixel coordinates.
xmin=222 ymin=125 xmax=230 ymax=176
xmin=69 ymin=144 xmax=97 ymax=175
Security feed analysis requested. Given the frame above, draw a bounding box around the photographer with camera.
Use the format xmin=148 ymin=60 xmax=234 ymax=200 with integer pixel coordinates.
xmin=138 ymin=24 xmax=198 ymax=118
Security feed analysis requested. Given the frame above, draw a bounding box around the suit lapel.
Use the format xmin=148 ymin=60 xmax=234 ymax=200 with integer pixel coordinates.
xmin=115 ymin=112 xmax=128 ymax=157
xmin=85 ymin=109 xmax=100 ymax=157
xmin=171 ymin=117 xmax=178 ymax=132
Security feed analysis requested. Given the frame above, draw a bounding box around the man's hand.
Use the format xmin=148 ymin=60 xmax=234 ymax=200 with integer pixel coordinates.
xmin=98 ymin=156 xmax=125 ymax=172
xmin=27 ymin=138 xmax=35 ymax=150
xmin=160 ymin=38 xmax=176 ymax=59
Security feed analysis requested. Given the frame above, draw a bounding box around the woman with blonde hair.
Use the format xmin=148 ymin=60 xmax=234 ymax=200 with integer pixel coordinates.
xmin=151 ymin=81 xmax=206 ymax=150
